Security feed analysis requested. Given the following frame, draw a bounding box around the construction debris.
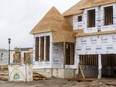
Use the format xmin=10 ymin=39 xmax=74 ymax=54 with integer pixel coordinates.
xmin=0 ymin=74 xmax=8 ymax=81
xmin=33 ymin=72 xmax=47 ymax=81
xmin=67 ymin=78 xmax=95 ymax=82
xmin=0 ymin=65 xmax=8 ymax=70
xmin=0 ymin=77 xmax=8 ymax=81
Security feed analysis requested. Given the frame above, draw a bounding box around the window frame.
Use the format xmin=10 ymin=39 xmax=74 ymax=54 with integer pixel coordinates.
xmin=87 ymin=9 xmax=96 ymax=28
xmin=104 ymin=6 xmax=113 ymax=26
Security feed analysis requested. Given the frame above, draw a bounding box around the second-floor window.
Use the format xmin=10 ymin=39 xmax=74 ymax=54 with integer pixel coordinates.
xmin=78 ymin=16 xmax=82 ymax=22
xmin=104 ymin=6 xmax=113 ymax=25
xmin=87 ymin=9 xmax=96 ymax=28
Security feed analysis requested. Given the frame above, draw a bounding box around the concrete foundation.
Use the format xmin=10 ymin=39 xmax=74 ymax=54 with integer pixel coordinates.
xmin=33 ymin=68 xmax=75 ymax=78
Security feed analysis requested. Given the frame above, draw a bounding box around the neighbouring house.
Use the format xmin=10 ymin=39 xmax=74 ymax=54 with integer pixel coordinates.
xmin=30 ymin=0 xmax=116 ymax=79
xmin=13 ymin=47 xmax=33 ymax=64
xmin=0 ymin=48 xmax=14 ymax=65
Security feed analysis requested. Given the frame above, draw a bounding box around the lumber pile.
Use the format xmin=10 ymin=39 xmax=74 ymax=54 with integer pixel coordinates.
xmin=0 ymin=77 xmax=8 ymax=81
xmin=33 ymin=72 xmax=47 ymax=81
xmin=0 ymin=74 xmax=8 ymax=81
xmin=0 ymin=65 xmax=8 ymax=70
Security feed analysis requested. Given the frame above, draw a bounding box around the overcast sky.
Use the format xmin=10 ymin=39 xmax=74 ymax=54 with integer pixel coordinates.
xmin=0 ymin=0 xmax=80 ymax=50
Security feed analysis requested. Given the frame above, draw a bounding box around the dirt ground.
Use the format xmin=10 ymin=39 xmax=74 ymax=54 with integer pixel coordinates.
xmin=0 ymin=78 xmax=116 ymax=87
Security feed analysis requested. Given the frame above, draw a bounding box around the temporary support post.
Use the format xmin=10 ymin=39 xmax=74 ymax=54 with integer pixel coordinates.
xmin=98 ymin=54 xmax=102 ymax=79
xmin=63 ymin=42 xmax=66 ymax=68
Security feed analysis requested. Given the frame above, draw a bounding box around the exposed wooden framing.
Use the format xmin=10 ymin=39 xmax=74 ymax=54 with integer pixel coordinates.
xmin=46 ymin=36 xmax=50 ymax=61
xmin=79 ymin=55 xmax=99 ymax=66
xmin=87 ymin=9 xmax=95 ymax=28
xmin=13 ymin=52 xmax=21 ymax=63
xmin=70 ymin=43 xmax=74 ymax=65
xmin=24 ymin=53 xmax=31 ymax=64
xmin=104 ymin=54 xmax=116 ymax=66
xmin=35 ymin=37 xmax=39 ymax=61
xmin=76 ymin=30 xmax=116 ymax=37
xmin=66 ymin=43 xmax=70 ymax=65
xmin=40 ymin=36 xmax=44 ymax=61
xmin=104 ymin=6 xmax=113 ymax=25
xmin=39 ymin=37 xmax=41 ymax=61
xmin=63 ymin=42 xmax=66 ymax=68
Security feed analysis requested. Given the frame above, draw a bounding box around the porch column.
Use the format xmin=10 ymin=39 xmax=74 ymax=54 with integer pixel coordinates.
xmin=98 ymin=54 xmax=102 ymax=79
xmin=39 ymin=37 xmax=41 ymax=61
xmin=44 ymin=36 xmax=46 ymax=61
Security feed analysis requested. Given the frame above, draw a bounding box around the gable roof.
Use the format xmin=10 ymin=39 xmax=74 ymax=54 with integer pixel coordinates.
xmin=30 ymin=7 xmax=72 ymax=34
xmin=30 ymin=7 xmax=74 ymax=42
xmin=63 ymin=0 xmax=116 ymax=16
xmin=63 ymin=0 xmax=92 ymax=16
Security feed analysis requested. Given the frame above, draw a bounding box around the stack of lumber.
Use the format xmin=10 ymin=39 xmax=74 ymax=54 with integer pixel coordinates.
xmin=33 ymin=72 xmax=47 ymax=81
xmin=0 ymin=65 xmax=8 ymax=70
xmin=0 ymin=65 xmax=8 ymax=81
xmin=0 ymin=74 xmax=8 ymax=81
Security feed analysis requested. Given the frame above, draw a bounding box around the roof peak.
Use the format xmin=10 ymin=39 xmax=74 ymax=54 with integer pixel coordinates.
xmin=30 ymin=6 xmax=72 ymax=34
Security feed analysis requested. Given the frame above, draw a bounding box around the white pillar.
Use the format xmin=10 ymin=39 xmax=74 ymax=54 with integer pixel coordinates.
xmin=33 ymin=36 xmax=36 ymax=62
xmin=39 ymin=37 xmax=41 ymax=62
xmin=98 ymin=54 xmax=102 ymax=79
xmin=50 ymin=35 xmax=52 ymax=67
xmin=44 ymin=36 xmax=46 ymax=61
xmin=76 ymin=55 xmax=80 ymax=75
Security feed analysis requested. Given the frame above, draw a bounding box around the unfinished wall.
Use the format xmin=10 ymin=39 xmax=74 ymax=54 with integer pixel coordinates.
xmin=52 ymin=43 xmax=63 ymax=68
xmin=33 ymin=32 xmax=52 ymax=69
xmin=75 ymin=34 xmax=116 ymax=55
xmin=73 ymin=14 xmax=83 ymax=30
xmin=83 ymin=7 xmax=99 ymax=33
xmin=101 ymin=3 xmax=116 ymax=31
xmin=82 ymin=3 xmax=116 ymax=33
xmin=64 ymin=16 xmax=73 ymax=28
xmin=34 ymin=68 xmax=75 ymax=78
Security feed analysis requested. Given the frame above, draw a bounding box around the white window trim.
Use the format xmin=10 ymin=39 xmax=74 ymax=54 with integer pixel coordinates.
xmin=101 ymin=3 xmax=114 ymax=26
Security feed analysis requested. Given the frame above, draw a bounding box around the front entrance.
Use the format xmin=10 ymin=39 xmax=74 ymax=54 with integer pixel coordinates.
xmin=65 ymin=43 xmax=74 ymax=65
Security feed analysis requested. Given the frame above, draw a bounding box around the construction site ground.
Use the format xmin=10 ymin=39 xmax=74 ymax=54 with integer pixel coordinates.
xmin=0 ymin=78 xmax=116 ymax=87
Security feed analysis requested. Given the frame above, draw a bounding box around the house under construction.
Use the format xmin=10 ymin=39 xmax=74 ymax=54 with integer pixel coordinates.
xmin=30 ymin=0 xmax=116 ymax=79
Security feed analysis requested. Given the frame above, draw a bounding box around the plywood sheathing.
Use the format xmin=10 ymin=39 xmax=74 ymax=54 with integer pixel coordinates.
xmin=91 ymin=0 xmax=116 ymax=8
xmin=63 ymin=0 xmax=116 ymax=17
xmin=52 ymin=30 xmax=75 ymax=43
xmin=30 ymin=7 xmax=74 ymax=43
xmin=63 ymin=0 xmax=92 ymax=16
xmin=64 ymin=16 xmax=73 ymax=29
xmin=76 ymin=30 xmax=116 ymax=37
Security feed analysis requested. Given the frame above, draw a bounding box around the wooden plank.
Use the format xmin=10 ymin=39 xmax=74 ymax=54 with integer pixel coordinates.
xmin=67 ymin=78 xmax=95 ymax=82
xmin=79 ymin=65 xmax=85 ymax=79
xmin=76 ymin=30 xmax=116 ymax=37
